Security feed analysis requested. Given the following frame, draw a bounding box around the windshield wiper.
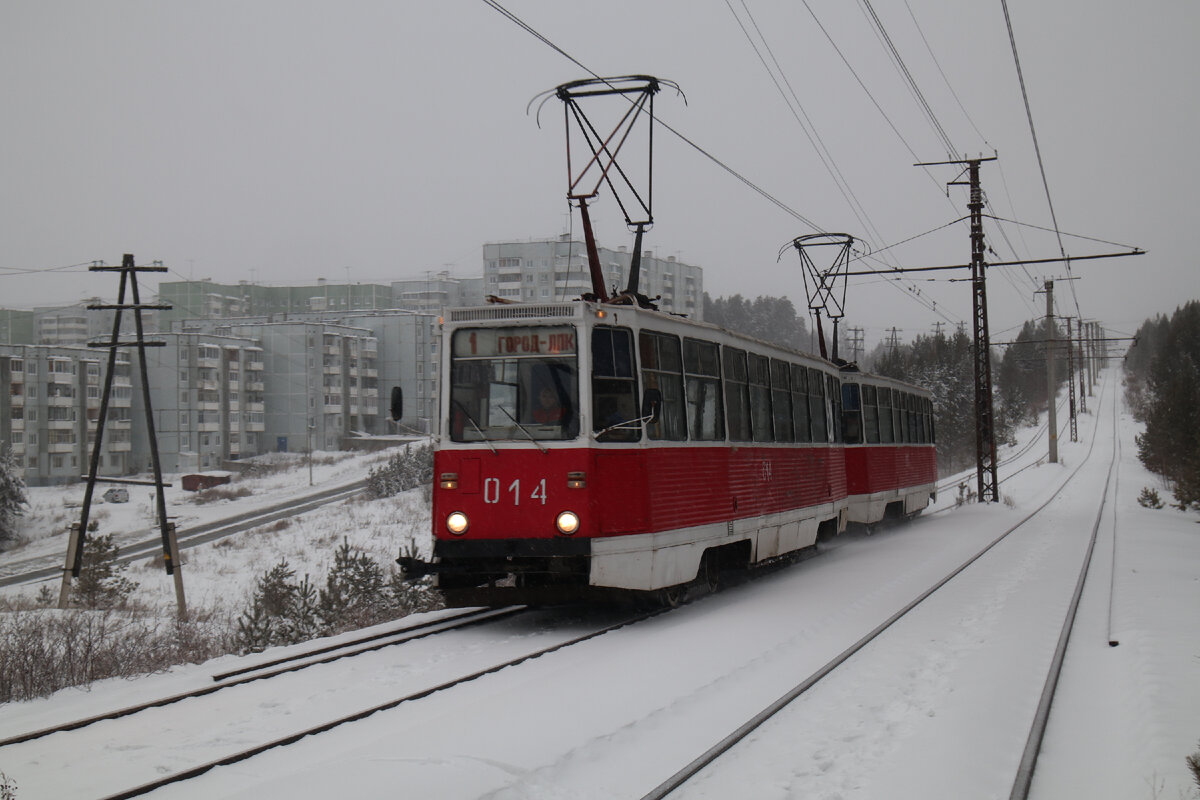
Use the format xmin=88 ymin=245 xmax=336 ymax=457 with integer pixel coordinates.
xmin=498 ymin=406 xmax=548 ymax=454
xmin=451 ymin=399 xmax=496 ymax=454
xmin=593 ymin=411 xmax=655 ymax=440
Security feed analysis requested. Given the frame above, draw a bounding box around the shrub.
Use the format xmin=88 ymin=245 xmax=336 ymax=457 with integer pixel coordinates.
xmin=0 ymin=608 xmax=232 ymax=703
xmin=233 ymin=544 xmax=441 ymax=654
xmin=1138 ymin=487 xmax=1165 ymax=509
xmin=365 ymin=444 xmax=433 ymax=499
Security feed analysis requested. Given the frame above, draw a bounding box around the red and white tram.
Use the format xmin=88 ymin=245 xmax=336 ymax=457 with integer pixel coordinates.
xmin=400 ymin=300 xmax=937 ymax=606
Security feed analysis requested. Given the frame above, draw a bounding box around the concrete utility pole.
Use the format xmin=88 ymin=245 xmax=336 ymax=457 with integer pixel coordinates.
xmin=1044 ymin=280 xmax=1058 ymax=464
xmin=1066 ymin=318 xmax=1078 ymax=442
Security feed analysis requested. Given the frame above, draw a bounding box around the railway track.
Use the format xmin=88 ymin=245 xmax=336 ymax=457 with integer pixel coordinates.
xmin=0 ymin=604 xmax=663 ymax=800
xmin=0 ymin=605 xmax=522 ymax=748
xmin=0 ymin=479 xmax=369 ymax=588
xmin=640 ymin=375 xmax=1117 ymax=799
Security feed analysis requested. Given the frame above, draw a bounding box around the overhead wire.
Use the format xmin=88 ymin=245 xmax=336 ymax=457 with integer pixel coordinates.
xmin=725 ymin=0 xmax=965 ymax=327
xmin=478 ymin=0 xmax=983 ymax=331
xmin=998 ymin=0 xmax=1082 ymax=321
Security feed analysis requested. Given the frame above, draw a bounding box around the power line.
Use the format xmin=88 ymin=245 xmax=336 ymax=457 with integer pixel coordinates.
xmin=998 ymin=0 xmax=1081 ymax=321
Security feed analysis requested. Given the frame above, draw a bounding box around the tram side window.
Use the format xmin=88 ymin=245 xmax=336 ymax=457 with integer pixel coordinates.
xmin=808 ymin=371 xmax=827 ymax=443
xmin=917 ymin=396 xmax=929 ymax=443
xmin=928 ymin=398 xmax=937 ymax=443
xmin=894 ymin=391 xmax=906 ymax=443
xmin=878 ymin=387 xmax=894 ymax=443
xmin=639 ymin=331 xmax=687 ymax=441
xmin=828 ymin=375 xmax=843 ymax=443
xmin=863 ymin=384 xmax=880 ymax=443
xmin=684 ymin=338 xmax=725 ymax=441
xmin=841 ymin=382 xmax=862 ymax=444
xmin=908 ymin=394 xmax=918 ymax=444
xmin=749 ymin=354 xmax=773 ymax=442
xmin=897 ymin=392 xmax=911 ymax=443
xmin=791 ymin=365 xmax=811 ymax=442
xmin=723 ymin=347 xmax=751 ymax=441
xmin=770 ymin=359 xmax=793 ymax=442
xmin=592 ymin=326 xmax=639 ymax=442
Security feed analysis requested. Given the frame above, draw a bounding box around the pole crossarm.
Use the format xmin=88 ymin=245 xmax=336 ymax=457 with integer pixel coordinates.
xmin=842 ymin=248 xmax=1144 ymax=277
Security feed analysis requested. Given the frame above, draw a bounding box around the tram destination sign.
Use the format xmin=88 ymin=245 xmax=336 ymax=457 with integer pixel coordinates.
xmin=456 ymin=326 xmax=577 ymax=358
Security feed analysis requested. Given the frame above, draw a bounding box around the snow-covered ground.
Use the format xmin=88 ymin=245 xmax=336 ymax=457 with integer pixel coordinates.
xmin=1 ymin=374 xmax=1197 ymax=800
xmin=1 ymin=444 xmax=431 ymax=613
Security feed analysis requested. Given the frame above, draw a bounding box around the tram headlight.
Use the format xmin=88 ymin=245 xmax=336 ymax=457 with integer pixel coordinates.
xmin=555 ymin=510 xmax=581 ymax=536
xmin=446 ymin=511 xmax=470 ymax=535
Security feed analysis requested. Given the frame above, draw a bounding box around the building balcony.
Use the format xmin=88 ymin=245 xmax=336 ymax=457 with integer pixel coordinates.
xmin=47 ymin=394 xmax=75 ymax=407
xmin=9 ymin=419 xmax=22 ymax=430
xmin=198 ymin=422 xmax=221 ymax=432
xmin=197 ymin=400 xmax=221 ymax=411
xmin=48 ymin=441 xmax=76 ymax=454
xmin=323 ymin=345 xmax=340 ymax=355
xmin=107 ymin=419 xmax=132 ymax=430
xmin=246 ymin=401 xmax=265 ymax=412
xmin=196 ymin=356 xmax=220 ymax=368
xmin=246 ymin=421 xmax=265 ymax=432
xmin=198 ymin=380 xmax=220 ymax=391
xmin=362 ymin=368 xmax=378 ymax=378
xmin=109 ymin=396 xmax=132 ymax=408
xmin=323 ymin=364 xmax=341 ymax=374
xmin=246 ymin=381 xmax=265 ymax=392
xmin=47 ymin=419 xmax=76 ymax=430
xmin=363 ymin=387 xmax=379 ymax=398
xmin=324 ymin=403 xmax=343 ymax=413
xmin=107 ymin=440 xmax=132 ymax=452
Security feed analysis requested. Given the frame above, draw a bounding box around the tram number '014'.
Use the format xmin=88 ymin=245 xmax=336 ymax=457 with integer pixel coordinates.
xmin=483 ymin=477 xmax=547 ymax=506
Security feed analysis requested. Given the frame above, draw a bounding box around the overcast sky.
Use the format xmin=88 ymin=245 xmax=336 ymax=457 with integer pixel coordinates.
xmin=2 ymin=1 xmax=1195 ymax=350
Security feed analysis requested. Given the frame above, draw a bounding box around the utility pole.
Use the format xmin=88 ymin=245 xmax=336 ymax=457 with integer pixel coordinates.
xmin=61 ymin=254 xmax=186 ymax=618
xmin=1089 ymin=321 xmax=1098 ymax=393
xmin=1077 ymin=320 xmax=1088 ymax=415
xmin=886 ymin=327 xmax=902 ymax=356
xmin=1043 ymin=280 xmax=1059 ymax=464
xmin=936 ymin=156 xmax=1001 ymax=502
xmin=1066 ymin=317 xmax=1078 ymax=442
xmin=847 ymin=326 xmax=865 ymax=363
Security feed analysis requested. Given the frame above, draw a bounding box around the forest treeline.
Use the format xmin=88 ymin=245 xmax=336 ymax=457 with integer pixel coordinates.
xmin=1124 ymin=301 xmax=1200 ymax=509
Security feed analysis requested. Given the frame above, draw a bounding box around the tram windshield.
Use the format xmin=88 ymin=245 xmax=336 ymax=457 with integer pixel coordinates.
xmin=448 ymin=326 xmax=579 ymax=442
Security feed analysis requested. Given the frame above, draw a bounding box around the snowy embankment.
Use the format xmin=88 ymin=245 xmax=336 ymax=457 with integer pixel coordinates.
xmin=1 ymin=377 xmax=1198 ymax=800
xmin=0 ymin=445 xmax=432 ymax=615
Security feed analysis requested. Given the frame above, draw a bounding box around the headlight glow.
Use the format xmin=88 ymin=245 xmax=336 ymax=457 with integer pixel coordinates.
xmin=446 ymin=511 xmax=469 ymax=535
xmin=555 ymin=510 xmax=581 ymax=535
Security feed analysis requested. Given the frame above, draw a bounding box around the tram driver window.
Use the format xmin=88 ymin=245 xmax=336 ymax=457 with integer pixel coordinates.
xmin=592 ymin=327 xmax=639 ymax=441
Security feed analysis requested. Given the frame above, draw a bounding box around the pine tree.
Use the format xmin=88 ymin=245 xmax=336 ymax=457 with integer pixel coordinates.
xmin=319 ymin=539 xmax=387 ymax=630
xmin=1134 ymin=301 xmax=1200 ymax=508
xmin=0 ymin=444 xmax=28 ymax=549
xmin=71 ymin=534 xmax=138 ymax=609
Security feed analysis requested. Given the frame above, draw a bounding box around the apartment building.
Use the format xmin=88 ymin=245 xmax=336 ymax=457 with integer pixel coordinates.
xmin=481 ymin=235 xmax=704 ymax=318
xmin=0 ymin=346 xmax=134 ymax=486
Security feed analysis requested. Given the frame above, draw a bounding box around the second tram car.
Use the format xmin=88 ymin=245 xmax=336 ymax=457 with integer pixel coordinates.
xmin=400 ymin=300 xmax=937 ymax=606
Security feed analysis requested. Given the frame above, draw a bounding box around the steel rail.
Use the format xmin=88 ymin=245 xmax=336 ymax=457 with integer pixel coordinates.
xmin=640 ymin=374 xmax=1111 ymax=800
xmin=95 ymin=608 xmax=665 ymax=800
xmin=1009 ymin=379 xmax=1118 ymax=799
xmin=0 ymin=606 xmax=523 ymax=748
